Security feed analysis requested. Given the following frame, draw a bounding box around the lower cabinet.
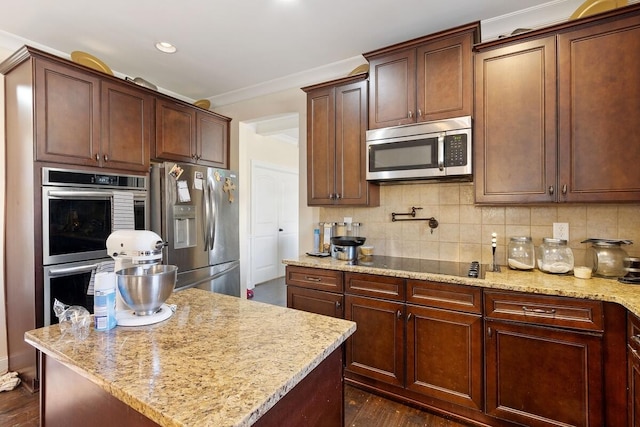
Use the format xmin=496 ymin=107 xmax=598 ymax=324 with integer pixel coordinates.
xmin=285 ymin=265 xmax=628 ymax=426
xmin=484 ymin=291 xmax=605 ymax=427
xmin=629 ymin=312 xmax=640 ymax=426
xmin=285 ymin=266 xmax=343 ymax=318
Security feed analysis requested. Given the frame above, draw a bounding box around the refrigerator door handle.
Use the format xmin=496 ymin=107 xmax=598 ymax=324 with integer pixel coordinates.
xmin=208 ymin=175 xmax=217 ymax=250
xmin=203 ymin=176 xmax=211 ymax=251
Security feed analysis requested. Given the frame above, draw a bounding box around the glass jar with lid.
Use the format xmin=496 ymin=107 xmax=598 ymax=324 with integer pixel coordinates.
xmin=537 ymin=238 xmax=574 ymax=274
xmin=507 ymin=237 xmax=535 ymax=270
xmin=585 ymin=240 xmax=628 ymax=277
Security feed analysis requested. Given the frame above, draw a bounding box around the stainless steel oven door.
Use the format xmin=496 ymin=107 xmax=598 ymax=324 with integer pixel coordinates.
xmin=43 ymin=258 xmax=111 ymax=326
xmin=42 ymin=187 xmax=147 ymax=265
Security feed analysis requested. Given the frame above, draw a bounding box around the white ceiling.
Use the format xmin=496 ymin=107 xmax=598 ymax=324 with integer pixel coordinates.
xmin=0 ymin=0 xmax=594 ymax=107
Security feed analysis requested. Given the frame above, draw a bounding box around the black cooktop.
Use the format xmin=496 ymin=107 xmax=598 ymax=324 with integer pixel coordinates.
xmin=355 ymin=256 xmax=485 ymax=279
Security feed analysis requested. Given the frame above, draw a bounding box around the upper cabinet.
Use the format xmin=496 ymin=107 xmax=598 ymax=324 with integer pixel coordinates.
xmin=365 ymin=22 xmax=479 ymax=130
xmin=32 ymin=56 xmax=152 ymax=172
xmin=155 ymin=98 xmax=230 ymax=168
xmin=303 ymin=74 xmax=379 ymax=206
xmin=475 ymin=5 xmax=640 ymax=204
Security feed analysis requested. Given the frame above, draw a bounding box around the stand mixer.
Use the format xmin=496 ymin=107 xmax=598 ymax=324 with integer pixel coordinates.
xmin=106 ymin=230 xmax=174 ymax=326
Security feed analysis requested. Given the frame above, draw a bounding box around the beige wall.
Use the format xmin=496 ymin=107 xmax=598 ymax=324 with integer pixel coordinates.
xmin=320 ymin=182 xmax=640 ymax=267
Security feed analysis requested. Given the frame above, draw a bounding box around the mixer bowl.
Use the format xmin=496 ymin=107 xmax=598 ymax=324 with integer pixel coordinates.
xmin=116 ymin=265 xmax=177 ymax=315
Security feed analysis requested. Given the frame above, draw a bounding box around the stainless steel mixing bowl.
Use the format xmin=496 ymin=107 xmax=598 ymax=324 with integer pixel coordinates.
xmin=116 ymin=265 xmax=177 ymax=315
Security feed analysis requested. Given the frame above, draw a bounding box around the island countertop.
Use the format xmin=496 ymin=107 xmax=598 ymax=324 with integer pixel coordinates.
xmin=283 ymin=255 xmax=640 ymax=317
xmin=25 ymin=288 xmax=356 ymax=427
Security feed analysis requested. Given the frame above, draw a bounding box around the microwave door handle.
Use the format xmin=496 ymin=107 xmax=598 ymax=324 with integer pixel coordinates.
xmin=48 ymin=263 xmax=101 ymax=277
xmin=437 ymin=134 xmax=445 ymax=171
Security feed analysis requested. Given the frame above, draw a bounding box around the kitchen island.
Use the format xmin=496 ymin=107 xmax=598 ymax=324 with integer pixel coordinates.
xmin=25 ymin=288 xmax=356 ymax=427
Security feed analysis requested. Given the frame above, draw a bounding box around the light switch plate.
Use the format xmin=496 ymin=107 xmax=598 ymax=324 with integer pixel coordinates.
xmin=553 ymin=223 xmax=569 ymax=241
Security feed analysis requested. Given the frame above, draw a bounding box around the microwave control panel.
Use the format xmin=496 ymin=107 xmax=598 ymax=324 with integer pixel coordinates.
xmin=444 ymin=134 xmax=468 ymax=167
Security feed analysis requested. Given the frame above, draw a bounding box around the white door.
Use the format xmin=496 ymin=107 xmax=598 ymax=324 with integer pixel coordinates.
xmin=250 ymin=163 xmax=298 ymax=286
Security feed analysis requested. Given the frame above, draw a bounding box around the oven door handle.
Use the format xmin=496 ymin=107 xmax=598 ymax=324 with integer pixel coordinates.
xmin=47 ymin=263 xmax=100 ymax=277
xmin=46 ymin=190 xmax=113 ymax=199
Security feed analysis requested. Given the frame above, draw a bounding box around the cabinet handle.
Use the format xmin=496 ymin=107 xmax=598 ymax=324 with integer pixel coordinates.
xmin=406 ymin=312 xmax=413 ymax=322
xmin=562 ymin=184 xmax=567 ymax=195
xmin=417 ymin=109 xmax=422 ymax=117
xmin=548 ymin=186 xmax=554 ymax=195
xmin=328 ymin=193 xmax=334 ymax=200
xmin=408 ymin=111 xmax=413 ymax=119
xmin=304 ymin=276 xmax=321 ymax=282
xmin=397 ymin=309 xmax=402 ymax=319
xmin=522 ymin=306 xmax=556 ymax=315
xmin=335 ymin=193 xmax=341 ymax=200
xmin=95 ymin=154 xmax=100 ymax=162
xmin=103 ymin=154 xmax=108 ymax=162
xmin=335 ymin=301 xmax=342 ymax=310
xmin=487 ymin=327 xmax=492 ymax=338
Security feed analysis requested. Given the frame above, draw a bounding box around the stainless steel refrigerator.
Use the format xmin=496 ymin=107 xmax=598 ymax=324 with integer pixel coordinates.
xmin=150 ymin=162 xmax=240 ymax=297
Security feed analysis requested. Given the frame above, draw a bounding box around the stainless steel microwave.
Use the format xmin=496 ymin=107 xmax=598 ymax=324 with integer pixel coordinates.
xmin=366 ymin=116 xmax=472 ymax=182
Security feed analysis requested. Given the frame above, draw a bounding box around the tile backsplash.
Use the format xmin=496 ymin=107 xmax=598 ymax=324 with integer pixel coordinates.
xmin=319 ymin=183 xmax=640 ymax=266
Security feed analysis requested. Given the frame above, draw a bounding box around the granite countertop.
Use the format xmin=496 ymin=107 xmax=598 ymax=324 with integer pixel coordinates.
xmin=25 ymin=288 xmax=356 ymax=427
xmin=283 ymin=255 xmax=640 ymax=316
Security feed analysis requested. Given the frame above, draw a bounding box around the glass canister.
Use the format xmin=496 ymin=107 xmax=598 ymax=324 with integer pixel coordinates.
xmin=507 ymin=237 xmax=535 ymax=270
xmin=537 ymin=238 xmax=574 ymax=274
xmin=585 ymin=241 xmax=628 ymax=277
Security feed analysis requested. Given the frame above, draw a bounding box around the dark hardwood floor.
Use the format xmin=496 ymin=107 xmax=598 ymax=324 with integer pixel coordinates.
xmin=0 ymin=385 xmax=38 ymax=427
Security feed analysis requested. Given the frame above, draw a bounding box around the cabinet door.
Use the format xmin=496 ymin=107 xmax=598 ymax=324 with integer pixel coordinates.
xmin=344 ymin=295 xmax=404 ymax=388
xmin=485 ymin=320 xmax=603 ymax=427
xmin=286 ymin=286 xmax=343 ymax=318
xmin=368 ymin=48 xmax=416 ymax=129
xmin=155 ymin=99 xmax=196 ymax=162
xmin=197 ymin=111 xmax=229 ymax=168
xmin=406 ymin=304 xmax=483 ymax=411
xmin=334 ymin=79 xmax=371 ymax=205
xmin=630 ymin=347 xmax=640 ymax=427
xmin=34 ymin=58 xmax=101 ymax=166
xmin=417 ymin=32 xmax=473 ymax=122
xmin=306 ymin=86 xmax=336 ymax=205
xmin=100 ymin=81 xmax=152 ymax=172
xmin=474 ymin=36 xmax=557 ymax=204
xmin=558 ymin=14 xmax=640 ymax=202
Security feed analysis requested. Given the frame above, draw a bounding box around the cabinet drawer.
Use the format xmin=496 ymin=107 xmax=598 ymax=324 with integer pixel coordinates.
xmin=629 ymin=312 xmax=640 ymax=353
xmin=407 ymin=279 xmax=482 ymax=314
xmin=287 ymin=286 xmax=344 ymax=319
xmin=345 ymin=273 xmax=405 ymax=301
xmin=484 ymin=291 xmax=604 ymax=332
xmin=285 ymin=266 xmax=343 ymax=292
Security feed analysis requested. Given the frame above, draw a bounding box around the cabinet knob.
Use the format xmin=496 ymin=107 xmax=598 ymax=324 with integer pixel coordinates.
xmin=95 ymin=154 xmax=100 ymax=162
xmin=562 ymin=184 xmax=567 ymax=195
xmin=417 ymin=109 xmax=422 ymax=117
xmin=408 ymin=110 xmax=413 ymax=119
xmin=335 ymin=193 xmax=341 ymax=200
xmin=103 ymin=154 xmax=108 ymax=162
xmin=396 ymin=309 xmax=402 ymax=319
xmin=548 ymin=186 xmax=555 ymax=195
xmin=335 ymin=301 xmax=342 ymax=309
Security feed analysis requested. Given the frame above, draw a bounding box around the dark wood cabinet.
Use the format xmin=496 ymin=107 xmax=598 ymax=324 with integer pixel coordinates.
xmin=303 ymin=75 xmax=379 ymax=206
xmin=365 ymin=23 xmax=478 ymax=130
xmin=405 ymin=280 xmax=483 ymax=412
xmin=475 ymin=6 xmax=640 ymax=204
xmin=155 ymin=99 xmax=230 ymax=168
xmin=629 ymin=312 xmax=640 ymax=426
xmin=34 ymin=58 xmax=151 ymax=172
xmin=484 ymin=291 xmax=605 ymax=427
xmin=285 ymin=266 xmax=344 ymax=318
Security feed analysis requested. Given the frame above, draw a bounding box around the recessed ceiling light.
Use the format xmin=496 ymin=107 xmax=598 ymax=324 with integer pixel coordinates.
xmin=155 ymin=42 xmax=177 ymax=54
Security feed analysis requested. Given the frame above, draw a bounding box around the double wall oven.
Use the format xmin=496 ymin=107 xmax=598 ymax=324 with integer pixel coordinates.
xmin=41 ymin=168 xmax=147 ymax=325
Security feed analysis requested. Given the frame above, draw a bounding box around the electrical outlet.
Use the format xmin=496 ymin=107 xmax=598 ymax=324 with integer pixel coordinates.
xmin=553 ymin=223 xmax=569 ymax=241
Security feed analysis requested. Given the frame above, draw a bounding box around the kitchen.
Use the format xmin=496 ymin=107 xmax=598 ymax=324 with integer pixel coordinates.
xmin=2 ymin=0 xmax=640 ymax=426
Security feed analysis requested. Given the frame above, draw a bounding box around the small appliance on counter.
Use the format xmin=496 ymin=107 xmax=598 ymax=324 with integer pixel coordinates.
xmin=331 ymin=236 xmax=366 ymax=264
xmin=106 ymin=230 xmax=176 ymax=326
